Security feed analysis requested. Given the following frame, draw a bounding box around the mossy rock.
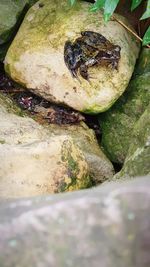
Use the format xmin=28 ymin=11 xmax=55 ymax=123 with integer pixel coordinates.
xmin=0 ymin=0 xmax=38 ymax=45
xmin=5 ymin=0 xmax=140 ymax=113
xmin=98 ymin=48 xmax=150 ymax=163
xmin=134 ymin=48 xmax=150 ymax=76
xmin=0 ymin=93 xmax=114 ymax=198
xmin=114 ymin=104 xmax=150 ymax=180
xmin=48 ymin=122 xmax=115 ymax=183
xmin=0 ymin=0 xmax=38 ymax=62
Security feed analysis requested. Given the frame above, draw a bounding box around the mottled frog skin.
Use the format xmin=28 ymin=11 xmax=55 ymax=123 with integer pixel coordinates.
xmin=64 ymin=31 xmax=121 ymax=82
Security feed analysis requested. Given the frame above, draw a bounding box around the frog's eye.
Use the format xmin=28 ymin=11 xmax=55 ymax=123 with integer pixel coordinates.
xmin=115 ymin=46 xmax=121 ymax=52
xmin=107 ymin=51 xmax=112 ymax=55
xmin=77 ymin=55 xmax=82 ymax=60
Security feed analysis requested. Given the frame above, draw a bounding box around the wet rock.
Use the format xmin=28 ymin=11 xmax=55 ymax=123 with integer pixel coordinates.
xmin=0 ymin=93 xmax=114 ymax=198
xmin=0 ymin=176 xmax=150 ymax=267
xmin=113 ymin=105 xmax=150 ymax=180
xmin=5 ymin=0 xmax=140 ymax=113
xmin=98 ymin=48 xmax=150 ymax=163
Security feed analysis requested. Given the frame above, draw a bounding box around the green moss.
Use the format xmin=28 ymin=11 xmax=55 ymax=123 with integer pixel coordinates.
xmin=98 ymin=71 xmax=150 ymax=164
xmin=60 ymin=139 xmax=92 ymax=192
xmin=0 ymin=92 xmax=26 ymax=117
xmin=134 ymin=48 xmax=150 ymax=76
xmin=0 ymin=0 xmax=27 ymax=44
xmin=0 ymin=140 xmax=5 ymax=144
xmin=114 ymin=104 xmax=150 ymax=179
xmin=82 ymin=99 xmax=118 ymax=114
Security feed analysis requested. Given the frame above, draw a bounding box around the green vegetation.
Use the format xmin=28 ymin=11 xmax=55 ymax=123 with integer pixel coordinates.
xmin=69 ymin=0 xmax=150 ymax=46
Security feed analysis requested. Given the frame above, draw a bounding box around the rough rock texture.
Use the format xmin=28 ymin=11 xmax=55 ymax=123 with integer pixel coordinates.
xmin=0 ymin=93 xmax=114 ymax=198
xmin=114 ymin=105 xmax=150 ymax=180
xmin=0 ymin=0 xmax=38 ymax=61
xmin=0 ymin=136 xmax=92 ymax=197
xmin=0 ymin=176 xmax=150 ymax=267
xmin=134 ymin=48 xmax=150 ymax=76
xmin=98 ymin=48 xmax=150 ymax=163
xmin=0 ymin=0 xmax=38 ymax=44
xmin=0 ymin=0 xmax=26 ymax=45
xmin=5 ymin=0 xmax=140 ymax=113
xmin=48 ymin=123 xmax=115 ymax=184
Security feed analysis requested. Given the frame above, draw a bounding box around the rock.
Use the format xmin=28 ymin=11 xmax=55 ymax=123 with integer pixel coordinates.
xmin=0 ymin=0 xmax=26 ymax=45
xmin=134 ymin=48 xmax=150 ymax=76
xmin=98 ymin=48 xmax=150 ymax=163
xmin=0 ymin=93 xmax=114 ymax=198
xmin=0 ymin=0 xmax=38 ymax=45
xmin=5 ymin=0 xmax=140 ymax=113
xmin=0 ymin=42 xmax=10 ymax=62
xmin=0 ymin=0 xmax=38 ymax=61
xmin=52 ymin=122 xmax=115 ymax=183
xmin=0 ymin=176 xmax=150 ymax=267
xmin=113 ymin=105 xmax=150 ymax=180
xmin=0 ymin=136 xmax=92 ymax=197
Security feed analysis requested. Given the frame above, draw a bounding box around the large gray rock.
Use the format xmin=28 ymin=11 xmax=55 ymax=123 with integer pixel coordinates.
xmin=0 ymin=176 xmax=150 ymax=267
xmin=5 ymin=0 xmax=140 ymax=113
xmin=0 ymin=93 xmax=114 ymax=198
xmin=98 ymin=48 xmax=150 ymax=163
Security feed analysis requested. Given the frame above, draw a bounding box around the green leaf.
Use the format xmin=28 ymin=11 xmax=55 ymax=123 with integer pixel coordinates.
xmin=69 ymin=0 xmax=76 ymax=6
xmin=90 ymin=0 xmax=105 ymax=12
xmin=104 ymin=0 xmax=119 ymax=21
xmin=131 ymin=0 xmax=143 ymax=11
xmin=142 ymin=26 xmax=150 ymax=45
xmin=140 ymin=0 xmax=150 ymax=20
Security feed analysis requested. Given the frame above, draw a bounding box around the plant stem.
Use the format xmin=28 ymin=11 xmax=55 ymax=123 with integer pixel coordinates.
xmin=112 ymin=15 xmax=150 ymax=48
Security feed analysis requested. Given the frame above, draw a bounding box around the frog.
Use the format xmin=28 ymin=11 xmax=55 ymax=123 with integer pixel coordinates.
xmin=64 ymin=31 xmax=121 ymax=82
xmin=64 ymin=41 xmax=83 ymax=80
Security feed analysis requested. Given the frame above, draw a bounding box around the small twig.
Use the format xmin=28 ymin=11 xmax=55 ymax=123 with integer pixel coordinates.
xmin=0 ymin=88 xmax=25 ymax=93
xmin=112 ymin=15 xmax=150 ymax=49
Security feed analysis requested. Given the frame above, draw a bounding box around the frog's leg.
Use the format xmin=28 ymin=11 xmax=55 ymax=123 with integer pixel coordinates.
xmin=64 ymin=41 xmax=81 ymax=81
xmin=79 ymin=58 xmax=97 ymax=82
xmin=79 ymin=64 xmax=89 ymax=81
xmin=64 ymin=41 xmax=75 ymax=74
xmin=110 ymin=60 xmax=119 ymax=70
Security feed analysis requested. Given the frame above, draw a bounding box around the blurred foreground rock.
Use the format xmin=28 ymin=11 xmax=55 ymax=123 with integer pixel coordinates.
xmin=0 ymin=176 xmax=150 ymax=267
